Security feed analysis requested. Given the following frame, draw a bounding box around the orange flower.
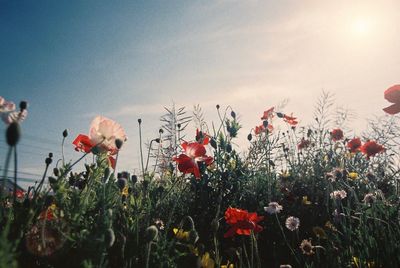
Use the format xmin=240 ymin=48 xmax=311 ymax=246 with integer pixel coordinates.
xmin=383 ymin=84 xmax=400 ymax=115
xmin=347 ymin=138 xmax=362 ymax=153
xmin=283 ymin=114 xmax=298 ymax=126
xmin=224 ymin=207 xmax=263 ymax=238
xmin=330 ymin=128 xmax=344 ymax=142
xmin=261 ymin=107 xmax=274 ymax=120
xmin=360 ymin=141 xmax=385 ymax=159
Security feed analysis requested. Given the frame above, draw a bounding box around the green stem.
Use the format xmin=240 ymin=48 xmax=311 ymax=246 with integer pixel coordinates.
xmin=1 ymin=146 xmax=13 ymax=200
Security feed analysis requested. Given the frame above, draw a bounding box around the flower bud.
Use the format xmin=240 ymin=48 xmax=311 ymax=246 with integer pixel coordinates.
xmin=48 ymin=176 xmax=57 ymax=184
xmin=48 ymin=152 xmax=53 ymax=158
xmin=155 ymin=138 xmax=160 ymax=143
xmin=210 ymin=138 xmax=217 ymax=149
xmin=159 ymin=128 xmax=164 ymax=134
xmin=247 ymin=133 xmax=252 ymax=141
xmin=53 ymin=168 xmax=60 ymax=177
xmin=138 ymin=118 xmax=142 ymax=124
xmin=62 ymin=129 xmax=68 ymax=138
xmin=263 ymin=120 xmax=269 ymax=128
xmin=145 ymin=225 xmax=159 ymax=242
xmin=6 ymin=122 xmax=20 ymax=146
xmin=276 ymin=112 xmax=284 ymax=118
xmin=19 ymin=101 xmax=28 ymax=111
xmin=45 ymin=157 xmax=52 ymax=165
xmin=115 ymin=139 xmax=123 ymax=149
xmin=216 ymin=104 xmax=220 ymax=110
xmin=230 ymin=111 xmax=236 ymax=119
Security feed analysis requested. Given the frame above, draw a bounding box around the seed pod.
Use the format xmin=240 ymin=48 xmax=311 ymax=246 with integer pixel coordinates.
xmin=6 ymin=122 xmax=20 ymax=146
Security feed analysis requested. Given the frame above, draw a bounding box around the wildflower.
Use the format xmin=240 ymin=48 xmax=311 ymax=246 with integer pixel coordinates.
xmin=72 ymin=116 xmax=127 ymax=168
xmin=224 ymin=207 xmax=264 ymax=238
xmin=330 ymin=128 xmax=344 ymax=142
xmin=348 ymin=172 xmax=358 ymax=180
xmin=15 ymin=189 xmax=25 ymax=199
xmin=302 ymin=196 xmax=311 ymax=205
xmin=360 ymin=141 xmax=385 ymax=159
xmin=264 ymin=202 xmax=283 ymax=214
xmin=173 ymin=228 xmax=190 ymax=241
xmin=383 ymin=84 xmax=400 ymax=114
xmin=283 ymin=114 xmax=298 ymax=126
xmin=297 ymin=138 xmax=311 ymax=150
xmin=347 ymin=138 xmax=362 ymax=153
xmin=200 ymin=252 xmax=215 ymax=268
xmin=330 ymin=190 xmax=347 ymax=200
xmin=173 ymin=142 xmax=213 ymax=179
xmin=0 ymin=97 xmax=28 ymax=124
xmin=362 ymin=193 xmax=376 ymax=205
xmin=300 ymin=239 xmax=315 ymax=255
xmin=285 ymin=216 xmax=300 ymax=231
xmin=221 ymin=262 xmax=235 ymax=268
xmin=261 ymin=107 xmax=275 ymax=120
xmin=312 ymin=226 xmax=327 ymax=239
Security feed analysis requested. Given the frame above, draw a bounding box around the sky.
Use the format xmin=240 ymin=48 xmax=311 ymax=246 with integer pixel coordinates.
xmin=1 ymin=0 xmax=399 ymax=188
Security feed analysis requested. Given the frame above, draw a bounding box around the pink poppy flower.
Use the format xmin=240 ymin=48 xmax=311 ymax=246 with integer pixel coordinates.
xmin=383 ymin=85 xmax=400 ymax=115
xmin=173 ymin=142 xmax=213 ymax=179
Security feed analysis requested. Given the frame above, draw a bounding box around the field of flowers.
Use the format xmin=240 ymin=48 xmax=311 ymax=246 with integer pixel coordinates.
xmin=1 ymin=86 xmax=400 ymax=268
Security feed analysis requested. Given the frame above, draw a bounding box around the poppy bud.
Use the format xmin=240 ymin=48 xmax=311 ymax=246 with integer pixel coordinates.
xmin=45 ymin=157 xmax=52 ymax=165
xmin=117 ymin=178 xmax=127 ymax=190
xmin=53 ymin=168 xmax=60 ymax=177
xmin=226 ymin=144 xmax=232 ymax=153
xmin=231 ymin=111 xmax=236 ymax=119
xmin=276 ymin=112 xmax=284 ymax=118
xmin=48 ymin=152 xmax=53 ymax=158
xmin=6 ymin=122 xmax=20 ymax=146
xmin=145 ymin=225 xmax=159 ymax=242
xmin=159 ymin=128 xmax=164 ymax=134
xmin=105 ymin=228 xmax=115 ymax=248
xmin=263 ymin=120 xmax=269 ymax=128
xmin=210 ymin=138 xmax=217 ymax=149
xmin=216 ymin=104 xmax=220 ymax=110
xmin=131 ymin=175 xmax=138 ymax=184
xmin=115 ymin=139 xmax=123 ymax=149
xmin=19 ymin=101 xmax=28 ymax=111
xmin=62 ymin=129 xmax=68 ymax=138
xmin=247 ymin=133 xmax=252 ymax=141
xmin=138 ymin=118 xmax=142 ymax=124
xmin=177 ymin=123 xmax=181 ymax=129
xmin=48 ymin=176 xmax=57 ymax=184
xmin=155 ymin=138 xmax=160 ymax=143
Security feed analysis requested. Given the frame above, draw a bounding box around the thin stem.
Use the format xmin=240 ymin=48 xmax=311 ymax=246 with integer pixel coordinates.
xmin=138 ymin=120 xmax=145 ymax=179
xmin=1 ymin=146 xmax=13 ymax=199
xmin=61 ymin=136 xmax=66 ymax=166
xmin=13 ymin=145 xmax=18 ymax=206
xmin=145 ymin=140 xmax=154 ymax=172
xmin=275 ymin=214 xmax=300 ymax=265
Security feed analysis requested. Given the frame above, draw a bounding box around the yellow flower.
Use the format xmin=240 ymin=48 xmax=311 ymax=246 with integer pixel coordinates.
xmin=201 ymin=252 xmax=215 ymax=268
xmin=348 ymin=172 xmax=358 ymax=180
xmin=221 ymin=262 xmax=234 ymax=268
xmin=121 ymin=186 xmax=129 ymax=196
xmin=173 ymin=228 xmax=190 ymax=241
xmin=302 ymin=196 xmax=311 ymax=205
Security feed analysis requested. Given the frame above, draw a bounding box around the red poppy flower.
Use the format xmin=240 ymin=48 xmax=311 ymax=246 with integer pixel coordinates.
xmin=261 ymin=107 xmax=274 ymax=120
xmin=224 ymin=207 xmax=263 ymax=238
xmin=360 ymin=141 xmax=385 ymax=159
xmin=254 ymin=125 xmax=265 ymax=135
xmin=72 ymin=134 xmax=94 ymax=153
xmin=298 ymin=138 xmax=311 ymax=150
xmin=347 ymin=138 xmax=362 ymax=153
xmin=383 ymin=85 xmax=400 ymax=115
xmin=15 ymin=189 xmax=25 ymax=199
xmin=173 ymin=142 xmax=213 ymax=179
xmin=330 ymin=128 xmax=344 ymax=142
xmin=283 ymin=114 xmax=298 ymax=126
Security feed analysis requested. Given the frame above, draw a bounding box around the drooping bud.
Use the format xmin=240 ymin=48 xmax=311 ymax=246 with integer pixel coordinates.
xmin=155 ymin=138 xmax=160 ymax=143
xmin=53 ymin=168 xmax=60 ymax=177
xmin=145 ymin=225 xmax=159 ymax=242
xmin=105 ymin=228 xmax=116 ymax=248
xmin=6 ymin=122 xmax=20 ymax=146
xmin=62 ymin=129 xmax=68 ymax=138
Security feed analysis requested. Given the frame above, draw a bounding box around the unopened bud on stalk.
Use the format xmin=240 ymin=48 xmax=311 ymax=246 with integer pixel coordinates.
xmin=155 ymin=138 xmax=160 ymax=143
xmin=53 ymin=168 xmax=60 ymax=177
xmin=62 ymin=129 xmax=68 ymax=138
xmin=138 ymin=118 xmax=142 ymax=124
xmin=45 ymin=156 xmax=52 ymax=165
xmin=216 ymin=104 xmax=220 ymax=110
xmin=19 ymin=101 xmax=28 ymax=111
xmin=210 ymin=138 xmax=217 ymax=149
xmin=247 ymin=133 xmax=252 ymax=141
xmin=6 ymin=122 xmax=20 ymax=146
xmin=115 ymin=139 xmax=123 ymax=149
xmin=231 ymin=110 xmax=236 ymax=119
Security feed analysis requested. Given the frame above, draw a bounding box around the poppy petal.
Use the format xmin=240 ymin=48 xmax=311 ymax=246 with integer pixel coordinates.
xmin=383 ymin=103 xmax=400 ymax=115
xmin=384 ymin=85 xmax=400 ymax=103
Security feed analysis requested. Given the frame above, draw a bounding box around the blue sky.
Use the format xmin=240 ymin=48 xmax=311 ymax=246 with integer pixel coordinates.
xmin=1 ymin=0 xmax=399 ymax=187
